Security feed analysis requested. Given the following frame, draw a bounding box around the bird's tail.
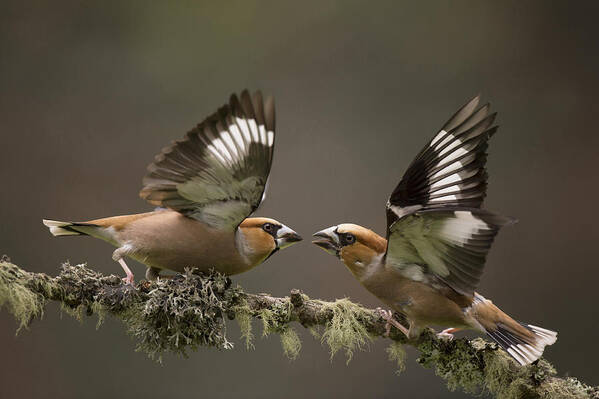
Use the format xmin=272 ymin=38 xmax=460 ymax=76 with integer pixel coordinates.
xmin=42 ymin=219 xmax=94 ymax=237
xmin=470 ymin=293 xmax=557 ymax=366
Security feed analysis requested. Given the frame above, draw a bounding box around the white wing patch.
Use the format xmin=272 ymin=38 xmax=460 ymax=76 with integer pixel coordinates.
xmin=228 ymin=123 xmax=245 ymax=150
xmin=430 ymin=194 xmax=458 ymax=202
xmin=250 ymin=119 xmax=261 ymax=142
xmin=207 ymin=143 xmax=228 ymax=165
xmin=430 ymin=173 xmax=461 ymax=188
xmin=236 ymin=117 xmax=252 ymax=142
xmin=400 ymin=264 xmax=426 ymax=282
xmin=441 ymin=210 xmax=488 ymax=245
xmin=199 ymin=119 xmax=274 ymax=174
xmin=431 ymin=156 xmax=467 ymax=179
xmin=220 ymin=131 xmax=239 ymax=157
xmin=259 ymin=124 xmax=267 ymax=144
xmin=267 ymin=131 xmax=275 ymax=146
xmin=438 ymin=135 xmax=462 ymax=155
xmin=215 ymin=138 xmax=234 ymax=162
xmin=434 ymin=184 xmax=462 ymax=195
xmin=425 ymin=130 xmax=486 ymax=203
xmin=430 ymin=129 xmax=449 ymax=147
xmin=385 ymin=209 xmax=509 ymax=295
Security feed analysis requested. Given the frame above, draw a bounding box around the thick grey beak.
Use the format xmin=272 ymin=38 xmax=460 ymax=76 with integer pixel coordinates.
xmin=312 ymin=226 xmax=340 ymax=256
xmin=276 ymin=225 xmax=303 ymax=249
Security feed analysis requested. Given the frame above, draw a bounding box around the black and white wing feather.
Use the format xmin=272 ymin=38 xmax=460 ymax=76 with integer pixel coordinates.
xmin=140 ymin=90 xmax=275 ymax=231
xmin=387 ymin=96 xmax=497 ymax=225
xmin=385 ymin=208 xmax=514 ymax=296
xmin=384 ymin=96 xmax=511 ymax=296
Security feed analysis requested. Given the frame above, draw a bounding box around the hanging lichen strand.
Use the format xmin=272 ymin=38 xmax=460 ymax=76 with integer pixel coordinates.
xmin=0 ymin=259 xmax=597 ymax=399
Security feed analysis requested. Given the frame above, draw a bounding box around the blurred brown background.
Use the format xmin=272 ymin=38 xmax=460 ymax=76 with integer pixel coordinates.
xmin=1 ymin=1 xmax=598 ymax=398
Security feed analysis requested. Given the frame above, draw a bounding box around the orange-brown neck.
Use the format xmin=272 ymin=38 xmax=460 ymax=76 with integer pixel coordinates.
xmin=338 ymin=230 xmax=387 ymax=280
xmin=236 ymin=225 xmax=277 ymax=267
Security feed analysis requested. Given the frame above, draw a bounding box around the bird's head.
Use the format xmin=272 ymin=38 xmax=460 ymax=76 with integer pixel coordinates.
xmin=312 ymin=223 xmax=387 ymax=278
xmin=238 ymin=217 xmax=302 ymax=264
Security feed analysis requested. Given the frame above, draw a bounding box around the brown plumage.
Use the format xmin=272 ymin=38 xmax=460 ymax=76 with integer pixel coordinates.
xmin=312 ymin=96 xmax=556 ymax=365
xmin=43 ymin=90 xmax=302 ymax=283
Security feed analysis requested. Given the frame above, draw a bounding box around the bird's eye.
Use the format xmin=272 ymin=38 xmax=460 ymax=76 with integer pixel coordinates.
xmin=263 ymin=223 xmax=274 ymax=233
xmin=344 ymin=233 xmax=356 ymax=245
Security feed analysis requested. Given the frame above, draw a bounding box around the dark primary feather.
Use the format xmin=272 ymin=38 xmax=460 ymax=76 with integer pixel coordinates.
xmin=139 ymin=90 xmax=275 ymax=231
xmin=387 ymin=96 xmax=498 ymax=227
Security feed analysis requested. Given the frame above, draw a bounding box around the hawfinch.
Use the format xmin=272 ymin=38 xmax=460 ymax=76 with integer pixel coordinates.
xmin=44 ymin=90 xmax=302 ymax=284
xmin=312 ymin=96 xmax=556 ymax=365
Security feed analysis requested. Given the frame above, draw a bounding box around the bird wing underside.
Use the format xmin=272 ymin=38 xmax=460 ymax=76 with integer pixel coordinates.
xmin=385 ymin=208 xmax=514 ymax=296
xmin=139 ymin=90 xmax=275 ymax=231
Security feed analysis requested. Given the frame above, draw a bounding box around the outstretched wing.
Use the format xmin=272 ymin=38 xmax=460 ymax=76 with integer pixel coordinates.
xmin=139 ymin=90 xmax=275 ymax=231
xmin=385 ymin=208 xmax=514 ymax=296
xmin=384 ymin=96 xmax=511 ymax=296
xmin=387 ymin=96 xmax=497 ymax=225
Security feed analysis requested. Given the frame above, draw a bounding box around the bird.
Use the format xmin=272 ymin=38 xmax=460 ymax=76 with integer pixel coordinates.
xmin=312 ymin=96 xmax=556 ymax=365
xmin=43 ymin=90 xmax=302 ymax=284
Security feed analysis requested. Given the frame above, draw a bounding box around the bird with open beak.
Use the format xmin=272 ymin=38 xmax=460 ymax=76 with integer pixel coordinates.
xmin=43 ymin=90 xmax=302 ymax=284
xmin=312 ymin=96 xmax=556 ymax=365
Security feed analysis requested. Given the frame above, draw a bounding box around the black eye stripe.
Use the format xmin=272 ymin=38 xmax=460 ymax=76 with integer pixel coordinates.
xmin=262 ymin=223 xmax=281 ymax=237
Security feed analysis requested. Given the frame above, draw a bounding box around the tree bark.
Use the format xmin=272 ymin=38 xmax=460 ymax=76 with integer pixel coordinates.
xmin=0 ymin=259 xmax=596 ymax=399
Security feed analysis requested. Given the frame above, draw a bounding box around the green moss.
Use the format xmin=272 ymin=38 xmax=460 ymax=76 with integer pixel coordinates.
xmin=0 ymin=261 xmax=46 ymax=332
xmin=317 ymin=298 xmax=374 ymax=363
xmin=386 ymin=341 xmax=407 ymax=374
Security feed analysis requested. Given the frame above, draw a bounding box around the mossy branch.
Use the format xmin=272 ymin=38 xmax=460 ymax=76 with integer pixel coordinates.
xmin=0 ymin=258 xmax=596 ymax=399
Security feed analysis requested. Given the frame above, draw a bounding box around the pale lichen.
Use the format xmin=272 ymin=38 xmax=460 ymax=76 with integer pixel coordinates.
xmin=417 ymin=332 xmax=487 ymax=394
xmin=2 ymin=259 xmax=597 ymax=398
xmin=317 ymin=298 xmax=374 ymax=363
xmin=308 ymin=325 xmax=321 ymax=339
xmin=232 ymin=299 xmax=254 ymax=349
xmin=254 ymin=299 xmax=302 ymax=359
xmin=386 ymin=341 xmax=407 ymax=374
xmin=259 ymin=307 xmax=278 ymax=336
xmin=538 ymin=377 xmax=599 ymax=399
xmin=1 ymin=261 xmax=241 ymax=361
xmin=0 ymin=260 xmax=46 ymax=332
xmin=120 ymin=268 xmax=238 ymax=361
xmin=415 ymin=333 xmax=599 ymax=399
xmin=280 ymin=327 xmax=302 ymax=360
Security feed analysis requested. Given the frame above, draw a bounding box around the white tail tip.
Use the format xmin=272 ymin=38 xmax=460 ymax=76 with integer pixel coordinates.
xmin=505 ymin=325 xmax=558 ymax=366
xmin=43 ymin=219 xmax=80 ymax=236
xmin=528 ymin=324 xmax=558 ymax=346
